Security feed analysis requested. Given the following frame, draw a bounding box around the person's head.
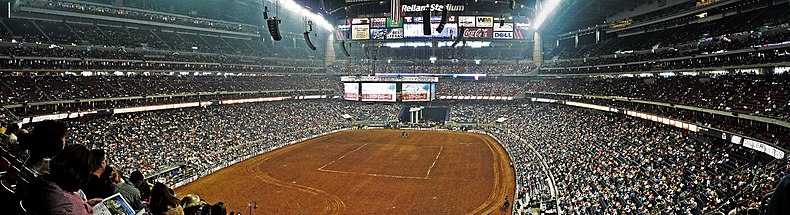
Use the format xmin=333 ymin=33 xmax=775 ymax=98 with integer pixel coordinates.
xmin=6 ymin=123 xmax=19 ymax=135
xmin=211 ymin=202 xmax=227 ymax=215
xmin=100 ymin=165 xmax=116 ymax=187
xmin=47 ymin=144 xmax=95 ymax=192
xmin=150 ymin=182 xmax=180 ymax=214
xmin=112 ymin=168 xmax=123 ymax=184
xmin=130 ymin=170 xmax=144 ymax=185
xmin=29 ymin=120 xmax=68 ymax=159
xmin=91 ymin=149 xmax=107 ymax=174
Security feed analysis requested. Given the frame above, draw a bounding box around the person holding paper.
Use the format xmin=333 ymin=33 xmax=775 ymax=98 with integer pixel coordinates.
xmin=22 ymin=144 xmax=96 ymax=215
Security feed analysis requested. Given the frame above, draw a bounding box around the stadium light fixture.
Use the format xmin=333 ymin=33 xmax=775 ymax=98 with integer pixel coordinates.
xmin=272 ymin=0 xmax=333 ymax=31
xmin=533 ymin=0 xmax=562 ymax=30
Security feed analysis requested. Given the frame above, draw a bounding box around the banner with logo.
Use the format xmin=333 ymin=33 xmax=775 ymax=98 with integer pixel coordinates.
xmin=493 ymin=22 xmax=514 ymax=32
xmin=463 ymin=28 xmax=493 ymax=39
xmin=493 ymin=31 xmax=514 ymax=39
xmin=459 ymin=16 xmax=475 ymax=27
xmin=370 ymin=28 xmax=404 ymax=40
xmin=370 ymin=18 xmax=387 ymax=28
xmin=404 ymin=23 xmax=457 ymax=38
xmin=351 ymin=18 xmax=369 ymax=25
xmin=476 ymin=16 xmax=494 ymax=27
xmin=386 ymin=18 xmax=403 ymax=28
xmin=352 ymin=25 xmax=370 ymax=40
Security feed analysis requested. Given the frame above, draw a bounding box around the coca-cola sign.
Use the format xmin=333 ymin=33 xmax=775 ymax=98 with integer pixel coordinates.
xmin=463 ymin=28 xmax=492 ymax=39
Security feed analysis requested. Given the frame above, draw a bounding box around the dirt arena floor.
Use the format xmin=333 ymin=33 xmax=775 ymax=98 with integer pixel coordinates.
xmin=175 ymin=129 xmax=515 ymax=214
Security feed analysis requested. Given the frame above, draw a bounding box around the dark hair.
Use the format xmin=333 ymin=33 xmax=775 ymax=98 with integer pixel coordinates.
xmin=5 ymin=123 xmax=19 ymax=134
xmin=211 ymin=202 xmax=227 ymax=215
xmin=47 ymin=144 xmax=95 ymax=192
xmin=150 ymin=182 xmax=181 ymax=215
xmin=91 ymin=149 xmax=106 ymax=172
xmin=130 ymin=170 xmax=144 ymax=184
xmin=28 ymin=120 xmax=68 ymax=160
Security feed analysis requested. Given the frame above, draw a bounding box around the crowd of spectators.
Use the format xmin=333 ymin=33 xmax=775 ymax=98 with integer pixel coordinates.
xmin=0 ymin=99 xmax=406 ymax=213
xmin=328 ymin=61 xmax=536 ymax=75
xmin=543 ymin=3 xmax=790 ymax=72
xmin=480 ymin=102 xmax=779 ymax=214
xmin=21 ymin=0 xmax=258 ymax=34
xmin=2 ymin=96 xmax=787 ymax=214
xmin=0 ymin=75 xmax=336 ymax=106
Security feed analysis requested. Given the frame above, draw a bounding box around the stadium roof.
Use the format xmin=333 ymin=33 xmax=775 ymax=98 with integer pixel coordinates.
xmin=294 ymin=0 xmax=652 ymax=35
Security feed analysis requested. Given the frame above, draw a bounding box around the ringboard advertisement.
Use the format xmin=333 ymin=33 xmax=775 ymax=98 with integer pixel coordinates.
xmin=344 ymin=83 xmax=359 ymax=101
xmin=402 ymin=83 xmax=431 ymax=101
xmin=361 ymin=83 xmax=397 ymax=102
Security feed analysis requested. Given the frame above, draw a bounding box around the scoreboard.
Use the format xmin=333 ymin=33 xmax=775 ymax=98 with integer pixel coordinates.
xmin=342 ymin=76 xmax=438 ymax=102
xmin=337 ymin=15 xmax=531 ymax=41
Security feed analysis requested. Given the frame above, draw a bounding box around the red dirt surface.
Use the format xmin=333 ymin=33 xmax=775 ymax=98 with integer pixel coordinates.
xmin=175 ymin=129 xmax=515 ymax=214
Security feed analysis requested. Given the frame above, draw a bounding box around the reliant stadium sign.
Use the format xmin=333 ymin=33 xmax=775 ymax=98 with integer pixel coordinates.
xmin=402 ymin=4 xmax=465 ymax=12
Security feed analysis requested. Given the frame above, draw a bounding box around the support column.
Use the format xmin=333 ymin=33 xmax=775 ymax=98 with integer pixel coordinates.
xmin=533 ymin=31 xmax=543 ymax=66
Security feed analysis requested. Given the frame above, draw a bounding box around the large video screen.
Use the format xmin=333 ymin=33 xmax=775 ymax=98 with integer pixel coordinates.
xmin=344 ymin=83 xmax=359 ymax=101
xmin=361 ymin=83 xmax=397 ymax=102
xmin=402 ymin=83 xmax=431 ymax=101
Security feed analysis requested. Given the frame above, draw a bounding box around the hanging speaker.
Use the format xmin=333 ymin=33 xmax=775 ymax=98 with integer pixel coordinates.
xmin=267 ymin=19 xmax=282 ymax=41
xmin=510 ymin=0 xmax=516 ymax=9
xmin=340 ymin=41 xmax=350 ymax=57
xmin=422 ymin=10 xmax=431 ymax=35
xmin=452 ymin=27 xmax=465 ymax=47
xmin=303 ymin=32 xmax=316 ymax=50
xmin=500 ymin=15 xmax=505 ymax=27
xmin=436 ymin=9 xmax=448 ymax=33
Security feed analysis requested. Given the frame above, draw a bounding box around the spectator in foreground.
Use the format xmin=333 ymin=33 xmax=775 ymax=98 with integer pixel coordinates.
xmin=23 ymin=120 xmax=68 ymax=177
xmin=150 ymin=182 xmax=184 ymax=215
xmin=767 ymin=171 xmax=790 ymax=214
xmin=113 ymin=168 xmax=144 ymax=210
xmin=130 ymin=170 xmax=152 ymax=202
xmin=22 ymin=144 xmax=95 ymax=215
xmin=84 ymin=149 xmax=112 ymax=200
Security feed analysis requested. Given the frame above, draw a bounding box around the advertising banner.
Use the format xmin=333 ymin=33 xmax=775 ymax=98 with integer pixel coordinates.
xmin=351 ymin=18 xmax=369 ymax=25
xmin=386 ymin=18 xmax=404 ymax=28
xmin=403 ymin=23 xmax=457 ymax=38
xmin=344 ymin=83 xmax=359 ymax=101
xmin=402 ymin=83 xmax=431 ymax=101
xmin=361 ymin=83 xmax=397 ymax=102
xmin=476 ymin=16 xmax=494 ymax=27
xmin=370 ymin=28 xmax=404 ymax=40
xmin=352 ymin=25 xmax=370 ymax=40
xmin=463 ymin=28 xmax=493 ymax=39
xmin=370 ymin=18 xmax=387 ymax=28
xmin=493 ymin=22 xmax=514 ymax=32
xmin=493 ymin=31 xmax=514 ymax=39
xmin=459 ymin=16 xmax=476 ymax=27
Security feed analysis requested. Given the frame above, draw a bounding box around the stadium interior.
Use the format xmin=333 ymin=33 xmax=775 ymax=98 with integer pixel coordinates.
xmin=0 ymin=0 xmax=789 ymax=214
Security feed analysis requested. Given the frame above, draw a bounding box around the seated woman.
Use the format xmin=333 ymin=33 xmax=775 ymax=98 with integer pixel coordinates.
xmin=22 ymin=144 xmax=95 ymax=215
xmin=150 ymin=182 xmax=184 ymax=215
